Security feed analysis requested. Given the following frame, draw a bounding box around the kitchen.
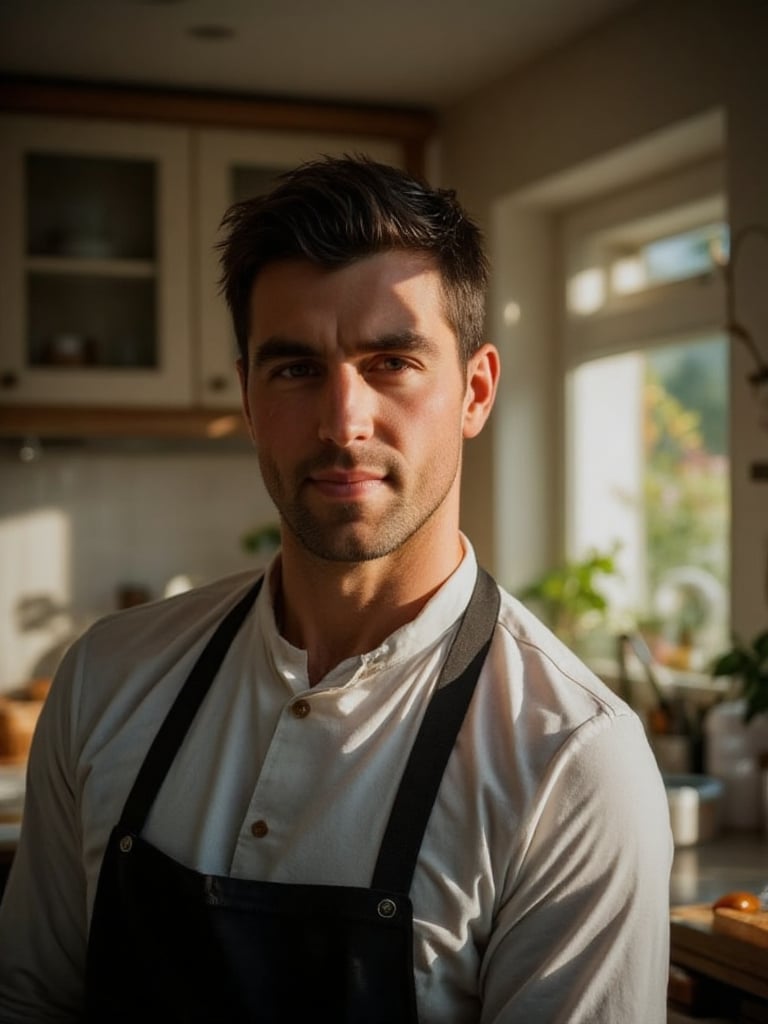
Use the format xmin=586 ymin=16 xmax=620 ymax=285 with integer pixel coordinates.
xmin=2 ymin=1 xmax=768 ymax=1020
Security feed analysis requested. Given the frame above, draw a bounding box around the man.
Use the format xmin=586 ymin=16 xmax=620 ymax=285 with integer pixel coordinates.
xmin=0 ymin=156 xmax=673 ymax=1022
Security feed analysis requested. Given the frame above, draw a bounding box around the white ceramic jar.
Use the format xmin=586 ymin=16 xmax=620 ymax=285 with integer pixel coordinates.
xmin=704 ymin=699 xmax=768 ymax=830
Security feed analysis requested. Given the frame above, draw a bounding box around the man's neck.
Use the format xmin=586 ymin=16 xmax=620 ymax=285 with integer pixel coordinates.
xmin=275 ymin=532 xmax=465 ymax=686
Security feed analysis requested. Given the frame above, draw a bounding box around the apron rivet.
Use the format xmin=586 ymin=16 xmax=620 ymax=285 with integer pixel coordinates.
xmin=119 ymin=835 xmax=133 ymax=854
xmin=377 ymin=898 xmax=397 ymax=919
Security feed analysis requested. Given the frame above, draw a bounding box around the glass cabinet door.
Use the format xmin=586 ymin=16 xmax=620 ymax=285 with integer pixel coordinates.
xmin=0 ymin=116 xmax=192 ymax=407
xmin=195 ymin=129 xmax=404 ymax=409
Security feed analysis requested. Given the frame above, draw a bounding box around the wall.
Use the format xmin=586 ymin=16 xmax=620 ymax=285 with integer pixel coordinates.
xmin=444 ymin=0 xmax=768 ymax=637
xmin=0 ymin=444 xmax=277 ymax=689
xmin=723 ymin=1 xmax=768 ymax=638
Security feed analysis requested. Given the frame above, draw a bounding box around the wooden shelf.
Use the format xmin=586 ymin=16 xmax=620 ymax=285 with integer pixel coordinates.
xmin=0 ymin=404 xmax=250 ymax=441
xmin=26 ymin=256 xmax=157 ymax=278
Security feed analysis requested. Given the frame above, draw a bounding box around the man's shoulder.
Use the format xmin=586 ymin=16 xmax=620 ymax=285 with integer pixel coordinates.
xmin=49 ymin=570 xmax=265 ymax=735
xmin=489 ymin=583 xmax=631 ymax=721
xmin=83 ymin=569 xmax=263 ymax=655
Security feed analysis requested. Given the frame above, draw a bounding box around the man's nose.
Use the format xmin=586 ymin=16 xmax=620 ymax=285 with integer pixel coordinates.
xmin=317 ymin=364 xmax=374 ymax=447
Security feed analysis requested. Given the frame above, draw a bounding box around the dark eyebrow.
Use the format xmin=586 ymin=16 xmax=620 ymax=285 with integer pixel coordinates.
xmin=252 ymin=337 xmax=316 ymax=367
xmin=252 ymin=329 xmax=439 ymax=367
xmin=360 ymin=330 xmax=439 ymax=357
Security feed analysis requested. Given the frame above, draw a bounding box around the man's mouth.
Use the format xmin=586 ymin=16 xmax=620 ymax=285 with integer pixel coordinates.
xmin=307 ymin=469 xmax=388 ymax=499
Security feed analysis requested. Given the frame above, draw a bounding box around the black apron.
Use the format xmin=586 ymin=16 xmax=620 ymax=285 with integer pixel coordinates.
xmin=84 ymin=569 xmax=500 ymax=1023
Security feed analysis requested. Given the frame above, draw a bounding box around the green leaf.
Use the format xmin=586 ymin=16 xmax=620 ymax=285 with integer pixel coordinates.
xmin=241 ymin=522 xmax=281 ymax=554
xmin=711 ymin=649 xmax=749 ymax=677
xmin=744 ymin=688 xmax=768 ymax=722
xmin=752 ymin=630 xmax=768 ymax=661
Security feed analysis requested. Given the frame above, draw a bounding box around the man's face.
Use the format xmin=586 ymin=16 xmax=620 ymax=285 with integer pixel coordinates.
xmin=238 ymin=251 xmax=492 ymax=563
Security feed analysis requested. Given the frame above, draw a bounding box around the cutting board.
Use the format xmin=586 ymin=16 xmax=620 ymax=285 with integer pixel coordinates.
xmin=673 ymin=903 xmax=768 ymax=948
xmin=713 ymin=906 xmax=768 ymax=949
xmin=671 ymin=903 xmax=768 ymax=1001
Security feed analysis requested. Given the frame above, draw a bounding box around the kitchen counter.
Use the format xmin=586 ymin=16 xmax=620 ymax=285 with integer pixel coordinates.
xmin=671 ymin=832 xmax=768 ymax=907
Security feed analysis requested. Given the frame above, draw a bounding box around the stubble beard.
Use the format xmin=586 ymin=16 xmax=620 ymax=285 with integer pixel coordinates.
xmin=258 ymin=447 xmax=460 ymax=563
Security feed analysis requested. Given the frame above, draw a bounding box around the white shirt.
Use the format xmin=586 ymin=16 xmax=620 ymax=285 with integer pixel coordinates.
xmin=0 ymin=541 xmax=673 ymax=1023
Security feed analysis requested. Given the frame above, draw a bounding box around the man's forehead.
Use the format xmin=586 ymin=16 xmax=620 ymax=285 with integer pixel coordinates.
xmin=252 ymin=250 xmax=440 ymax=285
xmin=246 ymin=253 xmax=459 ymax=358
xmin=249 ymin=252 xmax=446 ymax=318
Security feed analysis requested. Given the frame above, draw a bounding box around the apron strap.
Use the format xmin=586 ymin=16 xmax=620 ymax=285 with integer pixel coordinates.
xmin=118 ymin=578 xmax=264 ymax=832
xmin=116 ymin=565 xmax=500 ymax=897
xmin=371 ymin=568 xmax=500 ymax=894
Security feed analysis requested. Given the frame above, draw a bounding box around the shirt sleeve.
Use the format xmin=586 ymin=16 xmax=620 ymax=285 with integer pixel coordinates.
xmin=479 ymin=711 xmax=673 ymax=1024
xmin=0 ymin=639 xmax=88 ymax=1022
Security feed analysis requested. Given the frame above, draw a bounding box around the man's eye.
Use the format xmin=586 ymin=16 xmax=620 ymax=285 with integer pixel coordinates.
xmin=378 ymin=356 xmax=410 ymax=372
xmin=275 ymin=362 xmax=318 ymax=379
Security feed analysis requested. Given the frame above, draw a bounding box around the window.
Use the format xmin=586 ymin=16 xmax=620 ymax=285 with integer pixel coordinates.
xmin=567 ymin=222 xmax=729 ymax=315
xmin=562 ymin=161 xmax=730 ymax=670
xmin=567 ymin=335 xmax=729 ymax=668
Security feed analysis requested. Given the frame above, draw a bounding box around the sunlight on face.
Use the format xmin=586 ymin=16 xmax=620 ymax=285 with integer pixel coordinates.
xmin=240 ymin=252 xmax=471 ymax=564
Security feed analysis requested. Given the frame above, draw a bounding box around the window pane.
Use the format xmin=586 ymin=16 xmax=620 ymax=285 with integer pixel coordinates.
xmin=641 ymin=223 xmax=728 ymax=287
xmin=568 ymin=334 xmax=729 ymax=668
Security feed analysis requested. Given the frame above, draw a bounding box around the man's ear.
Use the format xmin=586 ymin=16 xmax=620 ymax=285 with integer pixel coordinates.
xmin=462 ymin=343 xmax=500 ymax=439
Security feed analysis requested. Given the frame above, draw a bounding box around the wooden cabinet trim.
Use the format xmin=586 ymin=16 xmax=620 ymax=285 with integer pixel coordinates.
xmin=0 ymin=78 xmax=436 ymax=154
xmin=0 ymin=405 xmax=250 ymax=441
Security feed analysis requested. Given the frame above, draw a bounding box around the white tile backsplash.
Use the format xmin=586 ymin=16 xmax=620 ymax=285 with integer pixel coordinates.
xmin=0 ymin=446 xmax=277 ymax=690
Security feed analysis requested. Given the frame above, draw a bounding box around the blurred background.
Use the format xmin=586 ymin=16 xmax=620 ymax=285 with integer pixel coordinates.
xmin=0 ymin=0 xmax=766 ymax=753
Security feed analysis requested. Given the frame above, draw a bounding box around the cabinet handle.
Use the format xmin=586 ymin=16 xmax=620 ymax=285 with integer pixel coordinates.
xmin=0 ymin=371 xmax=18 ymax=389
xmin=208 ymin=375 xmax=231 ymax=392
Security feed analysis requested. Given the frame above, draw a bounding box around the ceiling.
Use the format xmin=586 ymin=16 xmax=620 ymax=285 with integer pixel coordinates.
xmin=0 ymin=0 xmax=638 ymax=111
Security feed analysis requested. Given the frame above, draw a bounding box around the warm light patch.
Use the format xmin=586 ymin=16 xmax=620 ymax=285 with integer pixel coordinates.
xmin=0 ymin=508 xmax=71 ymax=687
xmin=503 ymin=301 xmax=522 ymax=326
xmin=206 ymin=415 xmax=242 ymax=439
xmin=567 ymin=268 xmax=606 ymax=315
xmin=610 ymin=256 xmax=647 ymax=295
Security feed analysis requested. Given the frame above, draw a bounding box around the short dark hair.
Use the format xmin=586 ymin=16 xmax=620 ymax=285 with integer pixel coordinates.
xmin=217 ymin=155 xmax=489 ymax=368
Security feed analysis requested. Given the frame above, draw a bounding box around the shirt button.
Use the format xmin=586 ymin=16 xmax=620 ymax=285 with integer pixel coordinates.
xmin=250 ymin=819 xmax=269 ymax=838
xmin=291 ymin=699 xmax=311 ymax=719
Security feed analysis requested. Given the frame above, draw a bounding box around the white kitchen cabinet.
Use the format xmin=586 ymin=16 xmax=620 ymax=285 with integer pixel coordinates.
xmin=0 ymin=115 xmax=193 ymax=407
xmin=194 ymin=128 xmax=403 ymax=409
xmin=0 ymin=113 xmax=405 ymax=412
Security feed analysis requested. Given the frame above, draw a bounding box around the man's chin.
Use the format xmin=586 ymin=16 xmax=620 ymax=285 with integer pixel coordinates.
xmin=287 ymin=520 xmax=401 ymax=564
xmin=300 ymin=535 xmax=392 ymax=564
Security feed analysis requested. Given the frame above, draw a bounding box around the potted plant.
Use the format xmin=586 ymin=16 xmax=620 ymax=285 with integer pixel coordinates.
xmin=241 ymin=522 xmax=281 ymax=560
xmin=517 ymin=546 xmax=619 ymax=654
xmin=710 ymin=629 xmax=768 ymax=722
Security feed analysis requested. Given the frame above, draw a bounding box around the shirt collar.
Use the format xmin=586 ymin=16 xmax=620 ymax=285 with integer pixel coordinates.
xmin=255 ymin=535 xmax=479 ymax=690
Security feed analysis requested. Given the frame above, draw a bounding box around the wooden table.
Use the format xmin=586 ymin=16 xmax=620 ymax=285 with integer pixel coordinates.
xmin=670 ymin=904 xmax=768 ymax=1022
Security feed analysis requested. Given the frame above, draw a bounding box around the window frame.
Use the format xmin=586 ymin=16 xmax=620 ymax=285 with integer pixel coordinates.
xmin=559 ymin=157 xmax=727 ymax=369
xmin=557 ymin=158 xmax=731 ymax=665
